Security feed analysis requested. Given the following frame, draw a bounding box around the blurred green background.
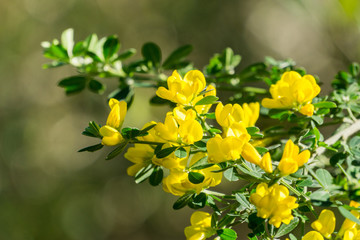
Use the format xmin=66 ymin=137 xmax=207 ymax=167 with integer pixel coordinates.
xmin=1 ymin=0 xmax=360 ymax=239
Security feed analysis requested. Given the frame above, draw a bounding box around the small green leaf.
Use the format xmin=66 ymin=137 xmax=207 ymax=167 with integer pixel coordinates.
xmin=350 ymin=62 xmax=360 ymax=76
xmin=235 ymin=193 xmax=251 ymax=209
xmin=339 ymin=206 xmax=360 ymax=225
xmin=313 ymin=101 xmax=337 ymax=109
xmin=88 ymin=79 xmax=105 ymax=94
xmin=138 ymin=124 xmax=157 ymax=136
xmin=163 ymin=44 xmax=193 ymax=69
xmin=135 ymin=164 xmax=154 ymax=184
xmin=156 ymin=147 xmax=177 ymax=158
xmin=142 ymin=42 xmax=162 ymax=68
xmin=78 ymin=143 xmax=104 ymax=152
xmin=105 ymin=141 xmax=128 ymax=160
xmin=103 ymin=36 xmax=120 ymax=60
xmin=188 ymin=172 xmax=205 ymax=184
xmin=224 ymin=167 xmax=240 ymax=182
xmin=149 ymin=167 xmax=163 ymax=186
xmin=175 ymin=147 xmax=187 ymax=158
xmin=58 ymin=76 xmax=87 ymax=95
xmin=274 ymin=217 xmax=299 ymax=237
xmin=108 ymin=86 xmax=134 ymax=107
xmin=316 ymin=169 xmax=333 ymax=190
xmin=217 ymin=228 xmax=237 ymax=240
xmin=195 ymin=96 xmax=219 ymax=106
xmin=82 ymin=121 xmax=102 ymax=138
xmin=173 ymin=192 xmax=194 ymax=210
xmin=188 ymin=192 xmax=207 ymax=209
xmin=288 ymin=233 xmax=297 ymax=240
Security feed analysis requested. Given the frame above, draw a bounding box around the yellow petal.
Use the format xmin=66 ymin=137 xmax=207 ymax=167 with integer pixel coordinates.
xmin=302 ymin=231 xmax=324 ymax=240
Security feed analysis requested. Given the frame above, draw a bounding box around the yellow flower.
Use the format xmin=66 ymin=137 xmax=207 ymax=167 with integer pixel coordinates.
xmin=156 ymin=70 xmax=206 ymax=105
xmin=311 ymin=209 xmax=336 ymax=239
xmin=215 ymin=102 xmax=260 ymax=129
xmin=124 ymin=144 xmax=155 ymax=176
xmin=154 ymin=114 xmax=203 ymax=145
xmin=259 ymin=152 xmax=273 ymax=173
xmin=338 ymin=201 xmax=360 ymax=237
xmin=173 ymin=106 xmax=197 ymax=125
xmin=278 ymin=140 xmax=310 ymax=175
xmin=99 ymin=98 xmax=127 ymax=146
xmin=302 ymin=231 xmax=324 ymax=240
xmin=162 ymin=153 xmax=222 ymax=196
xmin=261 ymin=71 xmax=320 ymax=116
xmin=343 ymin=228 xmax=359 ymax=240
xmin=184 ymin=211 xmax=215 ymax=240
xmin=250 ymin=183 xmax=298 ymax=228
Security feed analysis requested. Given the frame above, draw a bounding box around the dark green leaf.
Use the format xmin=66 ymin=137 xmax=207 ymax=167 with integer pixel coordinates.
xmin=248 ymin=233 xmax=258 ymax=240
xmin=78 ymin=143 xmax=104 ymax=152
xmin=217 ymin=228 xmax=237 ymax=240
xmin=156 ymin=147 xmax=177 ymax=158
xmin=149 ymin=167 xmax=163 ymax=186
xmin=175 ymin=147 xmax=187 ymax=158
xmin=108 ymin=86 xmax=134 ymax=107
xmin=82 ymin=121 xmax=102 ymax=138
xmin=173 ymin=192 xmax=194 ymax=210
xmin=149 ymin=95 xmax=172 ymax=105
xmin=163 ymin=45 xmax=193 ymax=69
xmin=58 ymin=76 xmax=87 ymax=95
xmin=274 ymin=217 xmax=299 ymax=237
xmin=195 ymin=96 xmax=219 ymax=106
xmin=88 ymin=79 xmax=105 ymax=94
xmin=188 ymin=172 xmax=205 ymax=184
xmin=142 ymin=42 xmax=162 ymax=67
xmin=330 ymin=153 xmax=347 ymax=166
xmin=188 ymin=192 xmax=207 ymax=209
xmin=103 ymin=36 xmax=120 ymax=60
xmin=313 ymin=101 xmax=337 ymax=109
xmin=135 ymin=164 xmax=154 ymax=184
xmin=105 ymin=141 xmax=128 ymax=160
xmin=138 ymin=124 xmax=157 ymax=136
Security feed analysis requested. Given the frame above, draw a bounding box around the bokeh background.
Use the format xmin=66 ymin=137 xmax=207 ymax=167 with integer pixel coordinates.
xmin=1 ymin=0 xmax=360 ymax=239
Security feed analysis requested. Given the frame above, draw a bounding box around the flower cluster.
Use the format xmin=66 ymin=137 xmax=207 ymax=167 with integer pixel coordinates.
xmin=303 ymin=202 xmax=360 ymax=240
xmin=250 ymin=182 xmax=299 ymax=228
xmin=262 ymin=71 xmax=320 ymax=116
xmin=184 ymin=211 xmax=215 ymax=240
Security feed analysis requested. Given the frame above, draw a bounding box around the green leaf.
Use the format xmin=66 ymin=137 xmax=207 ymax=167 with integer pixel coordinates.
xmin=142 ymin=42 xmax=162 ymax=68
xmin=58 ymin=76 xmax=87 ymax=95
xmin=235 ymin=193 xmax=251 ymax=209
xmin=224 ymin=167 xmax=240 ymax=182
xmin=313 ymin=101 xmax=337 ymax=108
xmin=117 ymin=48 xmax=136 ymax=60
xmin=339 ymin=206 xmax=360 ymax=225
xmin=217 ymin=228 xmax=237 ymax=240
xmin=188 ymin=172 xmax=205 ymax=184
xmin=311 ymin=115 xmax=324 ymax=125
xmin=105 ymin=141 xmax=128 ymax=160
xmin=163 ymin=45 xmax=193 ymax=69
xmin=173 ymin=192 xmax=194 ymax=210
xmin=82 ymin=121 xmax=102 ymax=138
xmin=195 ymin=96 xmax=219 ymax=106
xmin=156 ymin=146 xmax=177 ymax=158
xmin=188 ymin=192 xmax=207 ymax=209
xmin=78 ymin=143 xmax=104 ymax=152
xmin=88 ymin=79 xmax=105 ymax=94
xmin=288 ymin=233 xmax=297 ymax=240
xmin=247 ymin=233 xmax=258 ymax=240
xmin=149 ymin=167 xmax=163 ymax=186
xmin=108 ymin=86 xmax=134 ymax=107
xmin=175 ymin=147 xmax=187 ymax=158
xmin=350 ymin=62 xmax=360 ymax=76
xmin=135 ymin=164 xmax=154 ymax=184
xmin=138 ymin=124 xmax=157 ymax=136
xmin=316 ymin=169 xmax=333 ymax=190
xmin=103 ymin=36 xmax=120 ymax=60
xmin=330 ymin=153 xmax=347 ymax=166
xmin=274 ymin=217 xmax=299 ymax=237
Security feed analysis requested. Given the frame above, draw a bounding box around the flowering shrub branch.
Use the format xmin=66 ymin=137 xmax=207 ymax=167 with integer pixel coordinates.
xmin=42 ymin=29 xmax=360 ymax=240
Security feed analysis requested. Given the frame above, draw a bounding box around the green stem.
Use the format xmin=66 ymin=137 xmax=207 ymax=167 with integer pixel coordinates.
xmin=203 ymin=189 xmax=226 ymax=197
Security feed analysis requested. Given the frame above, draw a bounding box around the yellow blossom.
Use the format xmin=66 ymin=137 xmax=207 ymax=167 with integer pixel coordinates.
xmin=215 ymin=102 xmax=260 ymax=129
xmin=173 ymin=106 xmax=197 ymax=125
xmin=259 ymin=152 xmax=273 ymax=173
xmin=311 ymin=209 xmax=336 ymax=239
xmin=278 ymin=140 xmax=310 ymax=175
xmin=156 ymin=70 xmax=206 ymax=105
xmin=184 ymin=211 xmax=215 ymax=240
xmin=261 ymin=71 xmax=320 ymax=116
xmin=125 ymin=144 xmax=155 ymax=176
xmin=302 ymin=231 xmax=324 ymax=240
xmin=99 ymin=99 xmax=127 ymax=146
xmin=162 ymin=153 xmax=222 ymax=196
xmin=154 ymin=114 xmax=203 ymax=145
xmin=250 ymin=183 xmax=298 ymax=228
